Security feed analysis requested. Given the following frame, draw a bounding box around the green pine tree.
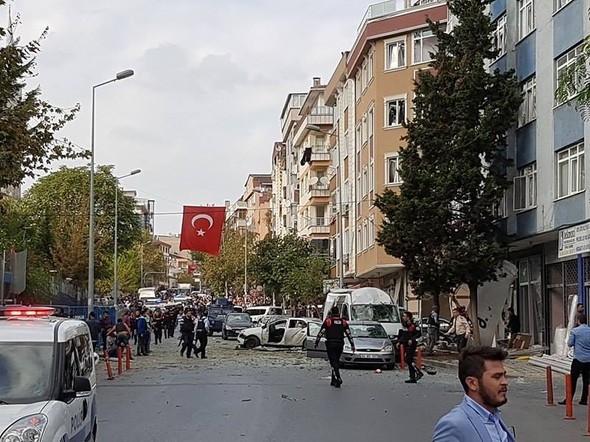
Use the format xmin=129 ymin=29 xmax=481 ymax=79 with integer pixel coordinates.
xmin=375 ymin=0 xmax=521 ymax=343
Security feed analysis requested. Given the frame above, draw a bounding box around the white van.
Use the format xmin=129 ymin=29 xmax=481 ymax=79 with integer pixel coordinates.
xmin=245 ymin=306 xmax=283 ymax=324
xmin=0 ymin=306 xmax=98 ymax=441
xmin=323 ymin=287 xmax=402 ymax=339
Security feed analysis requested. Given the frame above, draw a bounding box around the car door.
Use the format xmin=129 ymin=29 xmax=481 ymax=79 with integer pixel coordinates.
xmin=282 ymin=319 xmax=308 ymax=346
xmin=62 ymin=337 xmax=91 ymax=441
xmin=304 ymin=322 xmax=326 ymax=358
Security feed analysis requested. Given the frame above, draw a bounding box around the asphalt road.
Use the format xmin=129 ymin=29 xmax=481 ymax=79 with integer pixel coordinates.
xmin=96 ymin=336 xmax=589 ymax=442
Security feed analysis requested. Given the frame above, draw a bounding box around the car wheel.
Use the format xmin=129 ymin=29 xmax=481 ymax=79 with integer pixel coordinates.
xmin=244 ymin=336 xmax=260 ymax=349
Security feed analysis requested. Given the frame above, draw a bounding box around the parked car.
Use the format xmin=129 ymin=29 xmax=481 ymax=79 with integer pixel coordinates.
xmin=304 ymin=321 xmax=395 ymax=369
xmin=237 ymin=317 xmax=320 ymax=349
xmin=222 ymin=313 xmax=253 ymax=340
xmin=415 ymin=317 xmax=452 ymax=343
xmin=207 ymin=307 xmax=229 ymax=336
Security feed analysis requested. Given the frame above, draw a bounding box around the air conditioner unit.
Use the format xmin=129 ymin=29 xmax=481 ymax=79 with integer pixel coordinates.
xmin=342 ymin=204 xmax=349 ymax=217
xmin=331 ymin=205 xmax=338 ymax=216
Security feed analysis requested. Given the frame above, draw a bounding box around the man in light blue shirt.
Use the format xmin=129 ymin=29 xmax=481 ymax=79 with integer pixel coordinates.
xmin=433 ymin=346 xmax=516 ymax=442
xmin=559 ymin=314 xmax=590 ymax=405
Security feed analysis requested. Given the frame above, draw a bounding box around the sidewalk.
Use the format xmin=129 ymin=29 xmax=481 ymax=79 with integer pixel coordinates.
xmin=422 ymin=351 xmax=547 ymax=380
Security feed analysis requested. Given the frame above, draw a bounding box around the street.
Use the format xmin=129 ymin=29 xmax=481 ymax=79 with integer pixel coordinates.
xmin=96 ymin=337 xmax=589 ymax=442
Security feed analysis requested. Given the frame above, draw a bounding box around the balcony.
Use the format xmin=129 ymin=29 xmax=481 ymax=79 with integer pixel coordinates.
xmin=358 ymin=0 xmax=442 ymax=33
xmin=308 ymin=184 xmax=330 ymax=198
xmin=307 ymin=217 xmax=331 ymax=235
xmin=293 ymin=107 xmax=335 ymax=145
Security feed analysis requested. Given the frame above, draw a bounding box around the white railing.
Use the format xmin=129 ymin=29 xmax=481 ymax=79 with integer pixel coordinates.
xmin=358 ymin=0 xmax=442 ymax=33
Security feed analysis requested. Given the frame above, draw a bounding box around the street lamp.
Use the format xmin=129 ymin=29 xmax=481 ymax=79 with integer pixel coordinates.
xmin=88 ymin=69 xmax=135 ymax=313
xmin=113 ymin=169 xmax=141 ymax=307
xmin=306 ymin=123 xmax=344 ymax=289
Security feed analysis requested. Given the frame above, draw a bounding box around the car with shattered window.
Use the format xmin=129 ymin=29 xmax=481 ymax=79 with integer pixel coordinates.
xmin=222 ymin=312 xmax=253 ymax=340
xmin=237 ymin=316 xmax=320 ymax=349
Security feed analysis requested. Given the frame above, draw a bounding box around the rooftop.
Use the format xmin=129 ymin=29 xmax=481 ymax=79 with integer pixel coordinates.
xmin=358 ymin=0 xmax=443 ymax=33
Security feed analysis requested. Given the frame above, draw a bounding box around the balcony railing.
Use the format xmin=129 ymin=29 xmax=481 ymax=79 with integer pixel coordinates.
xmin=358 ymin=0 xmax=442 ymax=33
xmin=308 ymin=184 xmax=330 ymax=198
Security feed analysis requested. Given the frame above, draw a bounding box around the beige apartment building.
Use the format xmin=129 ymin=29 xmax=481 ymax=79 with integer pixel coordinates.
xmin=227 ymin=174 xmax=272 ymax=240
xmin=323 ymin=0 xmax=448 ymax=303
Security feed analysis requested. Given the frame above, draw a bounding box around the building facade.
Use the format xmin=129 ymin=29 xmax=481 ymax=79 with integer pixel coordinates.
xmin=490 ymin=0 xmax=590 ymax=348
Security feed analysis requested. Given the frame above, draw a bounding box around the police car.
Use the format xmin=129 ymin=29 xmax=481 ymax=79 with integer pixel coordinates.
xmin=0 ymin=306 xmax=98 ymax=442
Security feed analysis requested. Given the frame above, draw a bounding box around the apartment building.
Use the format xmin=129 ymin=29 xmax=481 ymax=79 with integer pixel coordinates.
xmin=243 ymin=174 xmax=272 ymax=239
xmin=323 ymin=0 xmax=448 ymax=303
xmin=488 ymin=0 xmax=590 ymax=348
xmin=123 ymin=190 xmax=155 ymax=233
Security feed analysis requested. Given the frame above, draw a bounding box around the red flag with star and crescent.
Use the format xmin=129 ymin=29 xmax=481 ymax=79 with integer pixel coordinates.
xmin=180 ymin=206 xmax=226 ymax=256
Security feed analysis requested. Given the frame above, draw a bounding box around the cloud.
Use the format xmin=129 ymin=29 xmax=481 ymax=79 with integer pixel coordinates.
xmin=10 ymin=0 xmax=364 ymax=233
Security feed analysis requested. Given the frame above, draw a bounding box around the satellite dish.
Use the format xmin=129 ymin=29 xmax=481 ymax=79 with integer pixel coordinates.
xmin=275 ymin=144 xmax=283 ymax=152
xmin=284 ymin=199 xmax=292 ymax=207
xmin=319 ymin=176 xmax=329 ymax=185
xmin=310 ymin=176 xmax=319 ymax=185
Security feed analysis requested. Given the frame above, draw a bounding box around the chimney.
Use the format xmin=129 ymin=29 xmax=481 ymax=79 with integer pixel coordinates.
xmin=313 ymin=77 xmax=321 ymax=87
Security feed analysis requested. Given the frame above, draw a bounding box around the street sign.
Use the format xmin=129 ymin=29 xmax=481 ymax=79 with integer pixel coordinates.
xmin=558 ymin=221 xmax=590 ymax=258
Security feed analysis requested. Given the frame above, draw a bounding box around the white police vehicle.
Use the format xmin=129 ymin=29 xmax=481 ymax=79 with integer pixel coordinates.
xmin=0 ymin=306 xmax=98 ymax=442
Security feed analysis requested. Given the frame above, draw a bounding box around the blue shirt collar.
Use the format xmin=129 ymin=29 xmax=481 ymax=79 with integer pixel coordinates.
xmin=464 ymin=395 xmax=501 ymax=422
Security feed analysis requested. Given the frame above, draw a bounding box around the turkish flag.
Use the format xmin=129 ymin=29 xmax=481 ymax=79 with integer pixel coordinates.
xmin=180 ymin=206 xmax=226 ymax=256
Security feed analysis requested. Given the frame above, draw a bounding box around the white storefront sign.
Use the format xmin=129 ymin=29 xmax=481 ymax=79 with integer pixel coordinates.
xmin=558 ymin=221 xmax=590 ymax=258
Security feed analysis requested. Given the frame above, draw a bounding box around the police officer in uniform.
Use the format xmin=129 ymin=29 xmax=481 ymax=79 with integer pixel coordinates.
xmin=179 ymin=308 xmax=197 ymax=358
xmin=398 ymin=311 xmax=423 ymax=383
xmin=315 ymin=306 xmax=355 ymax=388
xmin=195 ymin=311 xmax=210 ymax=359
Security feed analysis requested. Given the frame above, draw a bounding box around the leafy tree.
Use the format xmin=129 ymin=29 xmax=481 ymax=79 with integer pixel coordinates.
xmin=250 ymin=233 xmax=328 ymax=305
xmin=375 ymin=0 xmax=521 ymax=343
xmin=21 ymin=166 xmax=141 ymax=293
xmin=0 ymin=2 xmax=85 ymax=192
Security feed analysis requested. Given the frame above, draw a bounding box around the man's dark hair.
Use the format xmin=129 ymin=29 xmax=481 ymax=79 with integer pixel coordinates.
xmin=89 ymin=312 xmax=95 ymax=319
xmin=403 ymin=310 xmax=413 ymax=320
xmin=578 ymin=303 xmax=584 ymax=308
xmin=117 ymin=318 xmax=123 ymax=323
xmin=579 ymin=314 xmax=588 ymax=325
xmin=507 ymin=307 xmax=514 ymax=313
xmin=458 ymin=346 xmax=508 ymax=393
xmin=330 ymin=306 xmax=339 ymax=316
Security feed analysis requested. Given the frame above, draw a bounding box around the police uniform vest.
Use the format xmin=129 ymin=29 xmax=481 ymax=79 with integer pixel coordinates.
xmin=180 ymin=316 xmax=195 ymax=332
xmin=196 ymin=318 xmax=206 ymax=332
xmin=324 ymin=316 xmax=348 ymax=344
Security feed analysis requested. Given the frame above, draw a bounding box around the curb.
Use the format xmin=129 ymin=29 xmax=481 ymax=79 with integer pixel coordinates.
xmin=422 ymin=358 xmax=457 ymax=371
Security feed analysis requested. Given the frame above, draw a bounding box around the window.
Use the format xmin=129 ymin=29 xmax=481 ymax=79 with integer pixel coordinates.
xmin=518 ymin=0 xmax=535 ymax=40
xmin=555 ymin=0 xmax=573 ymax=11
xmin=361 ymin=60 xmax=368 ymax=91
xmin=385 ymin=39 xmax=406 ymax=70
xmin=363 ymin=222 xmax=369 ymax=251
xmin=386 ymin=155 xmax=402 ymax=185
xmin=513 ymin=163 xmax=537 ymax=211
xmin=385 ymin=97 xmax=406 ymax=127
xmin=556 ymin=44 xmax=583 ymax=103
xmin=357 ymin=225 xmax=363 ymax=252
xmin=362 ymin=166 xmax=368 ymax=197
xmin=368 ymin=50 xmax=374 ymax=81
xmin=355 ymin=125 xmax=361 ymax=152
xmin=355 ymin=71 xmax=362 ymax=101
xmin=413 ymin=29 xmax=437 ymax=64
xmin=492 ymin=15 xmax=507 ymax=60
xmin=369 ymin=216 xmax=375 ymax=247
xmin=556 ymin=143 xmax=585 ymax=198
xmin=518 ymin=76 xmax=536 ymax=127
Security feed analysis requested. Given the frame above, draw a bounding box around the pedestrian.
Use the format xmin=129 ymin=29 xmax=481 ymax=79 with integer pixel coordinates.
xmin=163 ymin=309 xmax=171 ymax=339
xmin=179 ymin=308 xmax=197 ymax=359
xmin=136 ymin=310 xmax=148 ymax=356
xmin=195 ymin=311 xmax=210 ymax=359
xmin=86 ymin=312 xmax=101 ymax=351
xmin=145 ymin=309 xmax=153 ymax=353
xmin=506 ymin=307 xmax=520 ymax=349
xmin=130 ymin=310 xmax=138 ymax=345
xmin=446 ymin=307 xmax=470 ymax=354
xmin=153 ymin=307 xmax=164 ymax=345
xmin=397 ymin=311 xmax=423 ymax=383
xmin=169 ymin=308 xmax=178 ymax=338
xmin=558 ymin=314 xmax=590 ymax=406
xmin=314 ymin=306 xmax=355 ymax=388
xmin=426 ymin=306 xmax=439 ymax=356
xmin=109 ymin=318 xmax=131 ymax=348
xmin=432 ymin=346 xmax=516 ymax=442
xmin=100 ymin=311 xmax=113 ymax=352
xmin=577 ymin=303 xmax=585 ymax=324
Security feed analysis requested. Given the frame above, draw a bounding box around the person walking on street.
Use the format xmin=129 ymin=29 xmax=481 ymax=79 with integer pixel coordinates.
xmin=136 ymin=310 xmax=148 ymax=356
xmin=195 ymin=311 xmax=210 ymax=359
xmin=558 ymin=314 xmax=590 ymax=406
xmin=86 ymin=312 xmax=101 ymax=351
xmin=314 ymin=306 xmax=355 ymax=388
xmin=506 ymin=308 xmax=520 ymax=349
xmin=577 ymin=303 xmax=585 ymax=324
xmin=100 ymin=311 xmax=113 ymax=352
xmin=153 ymin=307 xmax=164 ymax=345
xmin=433 ymin=346 xmax=516 ymax=442
xmin=180 ymin=308 xmax=197 ymax=359
xmin=398 ymin=311 xmax=423 ymax=383
xmin=426 ymin=306 xmax=439 ymax=356
xmin=447 ymin=308 xmax=471 ymax=354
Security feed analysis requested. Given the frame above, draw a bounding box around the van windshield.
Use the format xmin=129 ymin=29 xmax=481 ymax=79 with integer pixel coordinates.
xmin=0 ymin=343 xmax=53 ymax=403
xmin=351 ymin=304 xmax=400 ymax=323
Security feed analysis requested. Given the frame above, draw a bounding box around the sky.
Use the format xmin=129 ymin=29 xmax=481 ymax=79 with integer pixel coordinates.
xmin=6 ymin=0 xmax=368 ymax=235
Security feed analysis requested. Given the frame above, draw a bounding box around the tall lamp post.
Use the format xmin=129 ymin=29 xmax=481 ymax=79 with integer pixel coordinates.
xmin=88 ymin=69 xmax=134 ymax=313
xmin=306 ymin=124 xmax=344 ymax=289
xmin=113 ymin=169 xmax=141 ymax=306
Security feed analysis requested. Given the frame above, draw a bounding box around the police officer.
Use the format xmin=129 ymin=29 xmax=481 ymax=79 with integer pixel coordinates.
xmin=398 ymin=311 xmax=423 ymax=383
xmin=315 ymin=306 xmax=355 ymax=388
xmin=195 ymin=311 xmax=210 ymax=359
xmin=179 ymin=308 xmax=197 ymax=358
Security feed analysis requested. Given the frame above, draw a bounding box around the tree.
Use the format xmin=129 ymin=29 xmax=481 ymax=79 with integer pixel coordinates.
xmin=250 ymin=233 xmax=329 ymax=305
xmin=21 ymin=166 xmax=141 ymax=293
xmin=0 ymin=2 xmax=85 ymax=192
xmin=375 ymin=0 xmax=521 ymax=343
xmin=555 ymin=37 xmax=590 ymax=115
